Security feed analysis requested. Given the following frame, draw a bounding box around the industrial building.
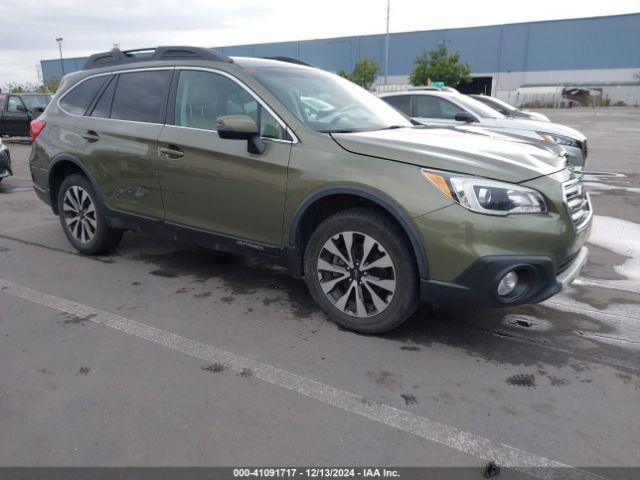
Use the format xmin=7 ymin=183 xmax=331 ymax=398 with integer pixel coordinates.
xmin=41 ymin=12 xmax=640 ymax=106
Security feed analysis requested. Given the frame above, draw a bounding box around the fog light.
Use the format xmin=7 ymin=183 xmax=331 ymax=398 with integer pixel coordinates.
xmin=497 ymin=271 xmax=518 ymax=296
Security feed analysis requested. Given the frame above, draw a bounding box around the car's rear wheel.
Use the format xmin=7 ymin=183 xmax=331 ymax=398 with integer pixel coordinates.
xmin=57 ymin=174 xmax=122 ymax=254
xmin=304 ymin=208 xmax=420 ymax=334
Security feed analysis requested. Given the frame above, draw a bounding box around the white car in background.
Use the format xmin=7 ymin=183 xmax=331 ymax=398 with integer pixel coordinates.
xmin=469 ymin=94 xmax=550 ymax=122
xmin=380 ymin=90 xmax=588 ymax=169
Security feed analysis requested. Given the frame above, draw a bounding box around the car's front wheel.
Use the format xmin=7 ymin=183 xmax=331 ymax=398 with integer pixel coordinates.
xmin=57 ymin=174 xmax=122 ymax=254
xmin=304 ymin=208 xmax=420 ymax=334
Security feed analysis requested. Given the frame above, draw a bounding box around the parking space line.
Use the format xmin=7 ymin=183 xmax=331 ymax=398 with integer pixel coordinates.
xmin=0 ymin=278 xmax=603 ymax=479
xmin=574 ymin=277 xmax=640 ymax=295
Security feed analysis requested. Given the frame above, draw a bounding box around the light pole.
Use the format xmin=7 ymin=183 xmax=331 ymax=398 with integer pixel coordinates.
xmin=384 ymin=0 xmax=390 ymax=85
xmin=56 ymin=37 xmax=64 ymax=76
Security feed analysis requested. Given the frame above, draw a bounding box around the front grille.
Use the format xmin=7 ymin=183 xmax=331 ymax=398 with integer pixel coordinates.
xmin=562 ymin=177 xmax=592 ymax=232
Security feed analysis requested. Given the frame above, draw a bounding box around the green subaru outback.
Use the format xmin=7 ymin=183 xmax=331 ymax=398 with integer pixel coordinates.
xmin=29 ymin=46 xmax=591 ymax=333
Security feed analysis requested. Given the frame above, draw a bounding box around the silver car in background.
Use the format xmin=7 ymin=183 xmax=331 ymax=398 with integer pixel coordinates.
xmin=380 ymin=91 xmax=587 ymax=169
xmin=469 ymin=94 xmax=550 ymax=122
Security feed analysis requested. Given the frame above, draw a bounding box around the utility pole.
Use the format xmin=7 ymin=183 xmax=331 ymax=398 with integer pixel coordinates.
xmin=384 ymin=0 xmax=390 ymax=85
xmin=56 ymin=37 xmax=64 ymax=76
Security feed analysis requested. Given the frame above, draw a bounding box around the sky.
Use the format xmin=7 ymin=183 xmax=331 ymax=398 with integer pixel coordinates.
xmin=1 ymin=0 xmax=640 ymax=85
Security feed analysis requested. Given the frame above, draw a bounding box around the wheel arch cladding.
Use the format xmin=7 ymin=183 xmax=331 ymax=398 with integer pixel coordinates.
xmin=47 ymin=155 xmax=102 ymax=214
xmin=288 ymin=186 xmax=429 ymax=279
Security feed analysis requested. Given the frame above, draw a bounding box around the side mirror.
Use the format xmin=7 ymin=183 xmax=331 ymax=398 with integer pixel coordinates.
xmin=16 ymin=104 xmax=27 ymax=112
xmin=454 ymin=112 xmax=476 ymax=123
xmin=216 ymin=114 xmax=265 ymax=155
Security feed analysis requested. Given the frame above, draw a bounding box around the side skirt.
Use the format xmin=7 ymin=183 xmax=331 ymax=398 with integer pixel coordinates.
xmin=104 ymin=207 xmax=291 ymax=268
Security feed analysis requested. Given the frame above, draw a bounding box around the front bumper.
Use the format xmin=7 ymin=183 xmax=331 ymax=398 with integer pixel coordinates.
xmin=556 ymin=246 xmax=588 ymax=288
xmin=0 ymin=146 xmax=12 ymax=178
xmin=420 ymin=246 xmax=589 ymax=308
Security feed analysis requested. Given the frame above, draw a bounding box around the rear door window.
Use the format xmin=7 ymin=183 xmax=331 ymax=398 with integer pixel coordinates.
xmin=110 ymin=70 xmax=172 ymax=123
xmin=60 ymin=76 xmax=109 ymax=115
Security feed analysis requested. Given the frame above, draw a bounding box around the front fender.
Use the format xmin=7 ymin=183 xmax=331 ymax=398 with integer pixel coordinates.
xmin=287 ymin=184 xmax=430 ymax=279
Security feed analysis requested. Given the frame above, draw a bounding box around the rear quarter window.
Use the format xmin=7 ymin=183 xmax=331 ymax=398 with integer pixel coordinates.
xmin=110 ymin=70 xmax=172 ymax=123
xmin=59 ymin=76 xmax=109 ymax=115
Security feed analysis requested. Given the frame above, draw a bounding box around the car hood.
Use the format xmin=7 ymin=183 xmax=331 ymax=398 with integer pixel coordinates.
xmin=482 ymin=117 xmax=585 ymax=140
xmin=449 ymin=125 xmax=567 ymax=157
xmin=331 ymin=126 xmax=566 ymax=183
xmin=519 ymin=111 xmax=550 ymax=122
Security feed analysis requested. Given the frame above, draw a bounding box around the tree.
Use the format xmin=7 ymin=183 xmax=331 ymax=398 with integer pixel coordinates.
xmin=339 ymin=57 xmax=380 ymax=90
xmin=409 ymin=45 xmax=472 ymax=87
xmin=10 ymin=84 xmax=27 ymax=94
xmin=44 ymin=77 xmax=61 ymax=93
xmin=1 ymin=77 xmax=60 ymax=94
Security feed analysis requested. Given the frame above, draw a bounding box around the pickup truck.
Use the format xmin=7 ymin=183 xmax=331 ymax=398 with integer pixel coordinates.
xmin=0 ymin=93 xmax=52 ymax=138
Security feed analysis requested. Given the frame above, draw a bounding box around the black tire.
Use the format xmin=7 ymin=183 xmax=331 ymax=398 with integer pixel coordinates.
xmin=304 ymin=208 xmax=420 ymax=334
xmin=57 ymin=174 xmax=122 ymax=254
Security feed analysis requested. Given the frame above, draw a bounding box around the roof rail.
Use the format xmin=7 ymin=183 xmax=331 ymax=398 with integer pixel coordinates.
xmin=83 ymin=46 xmax=233 ymax=70
xmin=408 ymin=86 xmax=443 ymax=91
xmin=262 ymin=56 xmax=312 ymax=67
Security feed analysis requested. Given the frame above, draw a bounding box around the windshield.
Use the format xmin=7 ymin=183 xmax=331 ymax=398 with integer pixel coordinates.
xmin=452 ymin=95 xmax=506 ymax=119
xmin=247 ymin=67 xmax=412 ymax=133
xmin=475 ymin=95 xmax=517 ymax=112
xmin=21 ymin=94 xmax=53 ymax=110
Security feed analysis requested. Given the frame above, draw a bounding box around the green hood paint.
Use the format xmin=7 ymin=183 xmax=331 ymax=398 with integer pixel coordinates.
xmin=331 ymin=126 xmax=566 ymax=184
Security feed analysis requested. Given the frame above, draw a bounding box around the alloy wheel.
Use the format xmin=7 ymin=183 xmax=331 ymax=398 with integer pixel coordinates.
xmin=317 ymin=231 xmax=396 ymax=317
xmin=63 ymin=186 xmax=97 ymax=244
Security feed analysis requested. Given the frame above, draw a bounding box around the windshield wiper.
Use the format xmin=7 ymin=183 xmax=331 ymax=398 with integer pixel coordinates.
xmin=318 ymin=129 xmax=357 ymax=133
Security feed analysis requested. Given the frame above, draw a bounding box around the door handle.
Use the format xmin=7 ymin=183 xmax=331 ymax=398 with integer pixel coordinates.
xmin=160 ymin=145 xmax=184 ymax=159
xmin=81 ymin=130 xmax=99 ymax=143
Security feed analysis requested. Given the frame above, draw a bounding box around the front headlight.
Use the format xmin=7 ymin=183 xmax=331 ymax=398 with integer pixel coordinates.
xmin=537 ymin=132 xmax=580 ymax=148
xmin=422 ymin=169 xmax=548 ymax=215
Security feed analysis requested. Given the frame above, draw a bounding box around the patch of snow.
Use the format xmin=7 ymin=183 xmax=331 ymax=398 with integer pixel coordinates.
xmin=588 ymin=215 xmax=640 ymax=287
